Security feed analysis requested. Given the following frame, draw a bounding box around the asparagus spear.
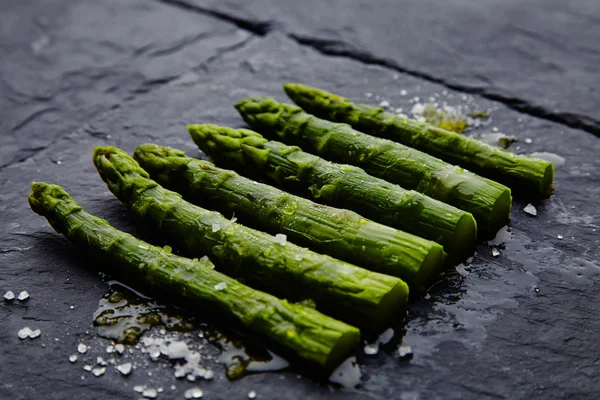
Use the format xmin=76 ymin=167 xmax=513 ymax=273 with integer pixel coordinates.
xmin=93 ymin=146 xmax=408 ymax=329
xmin=134 ymin=143 xmax=446 ymax=290
xmin=28 ymin=182 xmax=360 ymax=368
xmin=235 ymin=97 xmax=512 ymax=236
xmin=284 ymin=83 xmax=554 ymax=196
xmin=188 ymin=124 xmax=477 ymax=261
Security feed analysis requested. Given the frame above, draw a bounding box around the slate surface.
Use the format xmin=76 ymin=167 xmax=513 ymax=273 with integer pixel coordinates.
xmin=1 ymin=1 xmax=599 ymax=399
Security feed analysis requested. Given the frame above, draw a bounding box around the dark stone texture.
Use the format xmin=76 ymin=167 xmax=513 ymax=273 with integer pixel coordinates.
xmin=1 ymin=1 xmax=600 ymax=399
xmin=184 ymin=0 xmax=600 ymax=135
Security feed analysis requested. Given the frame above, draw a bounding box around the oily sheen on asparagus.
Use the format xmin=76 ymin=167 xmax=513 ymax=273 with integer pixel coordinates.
xmin=189 ymin=124 xmax=477 ymax=261
xmin=28 ymin=182 xmax=360 ymax=368
xmin=134 ymin=143 xmax=446 ymax=290
xmin=284 ymin=83 xmax=553 ymax=196
xmin=93 ymin=146 xmax=408 ymax=328
xmin=235 ymin=97 xmax=512 ymax=236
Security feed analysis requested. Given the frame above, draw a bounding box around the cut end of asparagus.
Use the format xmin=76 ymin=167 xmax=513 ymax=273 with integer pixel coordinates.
xmin=369 ymin=279 xmax=409 ymax=331
xmin=414 ymin=244 xmax=446 ymax=292
xmin=540 ymin=162 xmax=555 ymax=197
xmin=451 ymin=212 xmax=478 ymax=261
xmin=487 ymin=186 xmax=513 ymax=236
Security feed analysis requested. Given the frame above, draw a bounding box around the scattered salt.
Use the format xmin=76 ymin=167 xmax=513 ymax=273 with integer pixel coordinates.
xmin=214 ymin=282 xmax=227 ymax=291
xmin=248 ymin=390 xmax=257 ymax=399
xmin=18 ymin=327 xmax=32 ymax=339
xmin=92 ymin=367 xmax=106 ymax=377
xmin=212 ymin=224 xmax=221 ymax=233
xmin=529 ymin=152 xmax=566 ymax=167
xmin=365 ymin=93 xmax=372 ymax=98
xmin=377 ymin=328 xmax=395 ymax=345
xmin=400 ymin=90 xmax=407 ymax=96
xmin=106 ymin=345 xmax=114 ymax=353
xmin=114 ymin=344 xmax=125 ymax=354
xmin=187 ymin=374 xmax=196 ymax=382
xmin=134 ymin=385 xmax=145 ymax=393
xmin=525 ymin=138 xmax=533 ymax=144
xmin=78 ymin=343 xmax=88 ymax=354
xmin=70 ymin=305 xmax=75 ymax=310
xmin=17 ymin=290 xmax=29 ymax=301
xmin=4 ymin=291 xmax=15 ymax=300
xmin=294 ymin=254 xmax=302 ymax=261
xmin=83 ymin=365 xmax=93 ymax=372
xmin=184 ymin=388 xmax=204 ymax=399
xmin=492 ymin=127 xmax=499 ymax=132
xmin=557 ymin=235 xmax=563 ymax=240
xmin=29 ymin=329 xmax=41 ymax=339
xmin=363 ymin=343 xmax=379 ymax=355
xmin=96 ymin=357 xmax=107 ymax=366
xmin=69 ymin=354 xmax=78 ymax=363
xmin=492 ymin=248 xmax=500 ymax=257
xmin=117 ymin=363 xmax=132 ymax=375
xmin=379 ymin=100 xmax=390 ymax=108
xmin=524 ymin=204 xmax=537 ymax=216
xmin=142 ymin=388 xmax=158 ymax=398
xmin=274 ymin=233 xmax=287 ymax=246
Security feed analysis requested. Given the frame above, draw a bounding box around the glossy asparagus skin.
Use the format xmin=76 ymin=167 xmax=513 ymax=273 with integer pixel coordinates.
xmin=134 ymin=143 xmax=446 ymax=290
xmin=189 ymin=124 xmax=477 ymax=261
xmin=93 ymin=146 xmax=408 ymax=328
xmin=284 ymin=83 xmax=553 ymax=196
xmin=235 ymin=97 xmax=512 ymax=236
xmin=28 ymin=182 xmax=360 ymax=368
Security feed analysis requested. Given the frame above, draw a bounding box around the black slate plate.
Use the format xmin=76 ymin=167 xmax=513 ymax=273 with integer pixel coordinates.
xmin=2 ymin=1 xmax=600 ymax=399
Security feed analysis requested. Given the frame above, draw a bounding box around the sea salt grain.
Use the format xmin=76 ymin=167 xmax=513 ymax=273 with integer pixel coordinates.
xmin=185 ymin=388 xmax=204 ymax=399
xmin=248 ymin=390 xmax=257 ymax=399
xmin=134 ymin=385 xmax=145 ymax=393
xmin=212 ymin=224 xmax=221 ymax=233
xmin=114 ymin=344 xmax=125 ymax=354
xmin=78 ymin=343 xmax=88 ymax=354
xmin=92 ymin=367 xmax=106 ymax=377
xmin=214 ymin=282 xmax=227 ymax=291
xmin=4 ymin=291 xmax=15 ymax=300
xmin=142 ymin=388 xmax=158 ymax=398
xmin=117 ymin=363 xmax=132 ymax=376
xmin=398 ymin=345 xmax=413 ymax=358
xmin=379 ymin=100 xmax=390 ymax=108
xmin=29 ymin=329 xmax=41 ymax=339
xmin=18 ymin=291 xmax=29 ymax=301
xmin=83 ymin=365 xmax=93 ymax=372
xmin=274 ymin=233 xmax=287 ymax=246
xmin=524 ymin=204 xmax=537 ymax=216
xmin=557 ymin=235 xmax=563 ymax=239
xmin=492 ymin=248 xmax=500 ymax=257
xmin=363 ymin=343 xmax=379 ymax=355
xmin=18 ymin=327 xmax=32 ymax=339
xmin=69 ymin=354 xmax=78 ymax=363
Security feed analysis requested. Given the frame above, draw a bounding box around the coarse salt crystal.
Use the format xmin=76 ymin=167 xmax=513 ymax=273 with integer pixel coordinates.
xmin=248 ymin=390 xmax=257 ymax=399
xmin=398 ymin=345 xmax=413 ymax=358
xmin=4 ymin=291 xmax=15 ymax=300
xmin=18 ymin=327 xmax=32 ymax=339
xmin=274 ymin=233 xmax=287 ymax=246
xmin=69 ymin=354 xmax=78 ymax=363
xmin=92 ymin=367 xmax=106 ymax=377
xmin=212 ymin=224 xmax=221 ymax=233
xmin=78 ymin=343 xmax=88 ymax=354
xmin=379 ymin=100 xmax=390 ymax=108
xmin=525 ymin=138 xmax=533 ymax=144
xmin=523 ymin=204 xmax=537 ymax=216
xmin=117 ymin=363 xmax=132 ymax=375
xmin=18 ymin=291 xmax=29 ymax=301
xmin=363 ymin=344 xmax=379 ymax=355
xmin=142 ymin=388 xmax=158 ymax=398
xmin=96 ymin=357 xmax=107 ymax=366
xmin=134 ymin=385 xmax=145 ymax=393
xmin=114 ymin=344 xmax=125 ymax=354
xmin=83 ymin=365 xmax=93 ymax=371
xmin=214 ymin=282 xmax=227 ymax=291
xmin=400 ymin=89 xmax=407 ymax=96
xmin=29 ymin=329 xmax=41 ymax=339
xmin=492 ymin=248 xmax=500 ymax=257
xmin=557 ymin=235 xmax=563 ymax=239
xmin=185 ymin=387 xmax=204 ymax=399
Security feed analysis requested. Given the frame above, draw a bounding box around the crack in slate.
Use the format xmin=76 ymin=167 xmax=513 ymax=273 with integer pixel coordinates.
xmin=157 ymin=0 xmax=272 ymax=35
xmin=289 ymin=34 xmax=600 ymax=136
xmin=153 ymin=0 xmax=599 ymax=136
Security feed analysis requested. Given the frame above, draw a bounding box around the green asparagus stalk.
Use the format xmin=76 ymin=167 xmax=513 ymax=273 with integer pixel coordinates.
xmin=93 ymin=146 xmax=408 ymax=329
xmin=284 ymin=83 xmax=554 ymax=196
xmin=28 ymin=182 xmax=360 ymax=368
xmin=235 ymin=97 xmax=512 ymax=236
xmin=188 ymin=124 xmax=477 ymax=261
xmin=133 ymin=143 xmax=446 ymax=290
